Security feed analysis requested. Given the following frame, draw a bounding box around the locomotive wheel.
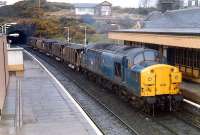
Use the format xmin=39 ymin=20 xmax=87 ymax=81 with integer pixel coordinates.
xmin=170 ymin=99 xmax=181 ymax=112
xmin=119 ymin=90 xmax=128 ymax=102
xmin=144 ymin=103 xmax=151 ymax=114
xmin=144 ymin=103 xmax=155 ymax=116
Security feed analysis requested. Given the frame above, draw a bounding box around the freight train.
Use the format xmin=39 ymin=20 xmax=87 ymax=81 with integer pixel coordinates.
xmin=28 ymin=37 xmax=183 ymax=114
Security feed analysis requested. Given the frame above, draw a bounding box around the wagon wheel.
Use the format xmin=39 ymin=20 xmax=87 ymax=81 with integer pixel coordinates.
xmin=123 ymin=90 xmax=129 ymax=102
xmin=92 ymin=75 xmax=97 ymax=83
xmin=75 ymin=67 xmax=79 ymax=72
xmin=95 ymin=76 xmax=99 ymax=85
xmin=112 ymin=85 xmax=119 ymax=95
xmin=171 ymin=99 xmax=180 ymax=112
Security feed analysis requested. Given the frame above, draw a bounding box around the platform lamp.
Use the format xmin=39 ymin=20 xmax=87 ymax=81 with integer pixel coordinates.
xmin=4 ymin=24 xmax=11 ymax=34
xmin=80 ymin=25 xmax=87 ymax=45
xmin=64 ymin=27 xmax=70 ymax=43
xmin=3 ymin=22 xmax=17 ymax=34
xmin=0 ymin=25 xmax=3 ymax=33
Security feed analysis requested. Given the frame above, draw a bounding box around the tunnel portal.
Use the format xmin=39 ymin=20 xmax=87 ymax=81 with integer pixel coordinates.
xmin=7 ymin=30 xmax=27 ymax=44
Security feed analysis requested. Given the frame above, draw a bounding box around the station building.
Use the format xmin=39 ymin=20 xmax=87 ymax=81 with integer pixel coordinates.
xmin=74 ymin=1 xmax=112 ymax=16
xmin=108 ymin=8 xmax=200 ymax=83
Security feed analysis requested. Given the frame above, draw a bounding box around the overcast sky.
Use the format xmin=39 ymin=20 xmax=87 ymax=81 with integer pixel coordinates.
xmin=4 ymin=0 xmax=160 ymax=8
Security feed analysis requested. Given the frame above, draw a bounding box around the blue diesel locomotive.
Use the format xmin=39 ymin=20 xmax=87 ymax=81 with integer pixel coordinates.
xmin=28 ymin=37 xmax=183 ymax=113
xmin=81 ymin=44 xmax=182 ymax=112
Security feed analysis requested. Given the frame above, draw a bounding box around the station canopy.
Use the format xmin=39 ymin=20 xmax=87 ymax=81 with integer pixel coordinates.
xmin=109 ymin=8 xmax=200 ymax=49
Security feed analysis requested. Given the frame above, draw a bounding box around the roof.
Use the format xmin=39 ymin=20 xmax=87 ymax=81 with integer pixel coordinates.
xmin=144 ymin=7 xmax=200 ymax=29
xmin=86 ymin=43 xmax=154 ymax=57
xmin=67 ymin=43 xmax=84 ymax=49
xmin=44 ymin=39 xmax=58 ymax=43
xmin=86 ymin=43 xmax=119 ymax=50
xmin=108 ymin=8 xmax=200 ymax=49
xmin=98 ymin=1 xmax=112 ymax=6
xmin=74 ymin=1 xmax=111 ymax=8
xmin=74 ymin=3 xmax=97 ymax=8
xmin=109 ymin=30 xmax=200 ymax=49
xmin=53 ymin=41 xmax=67 ymax=46
xmin=112 ymin=28 xmax=200 ymax=36
xmin=111 ymin=8 xmax=200 ymax=35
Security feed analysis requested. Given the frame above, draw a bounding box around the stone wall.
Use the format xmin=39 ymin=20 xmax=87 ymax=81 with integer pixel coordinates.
xmin=0 ymin=35 xmax=9 ymax=115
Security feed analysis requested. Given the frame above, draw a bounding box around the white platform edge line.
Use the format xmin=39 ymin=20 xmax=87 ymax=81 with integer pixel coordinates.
xmin=183 ymin=99 xmax=200 ymax=109
xmin=24 ymin=50 xmax=103 ymax=135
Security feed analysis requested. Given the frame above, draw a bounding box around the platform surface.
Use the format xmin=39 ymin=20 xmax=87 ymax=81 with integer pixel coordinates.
xmin=0 ymin=53 xmax=99 ymax=135
xmin=181 ymin=81 xmax=200 ymax=104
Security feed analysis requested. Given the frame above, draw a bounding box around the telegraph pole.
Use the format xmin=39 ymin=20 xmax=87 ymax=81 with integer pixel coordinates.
xmin=38 ymin=0 xmax=41 ymax=9
xmin=79 ymin=26 xmax=87 ymax=45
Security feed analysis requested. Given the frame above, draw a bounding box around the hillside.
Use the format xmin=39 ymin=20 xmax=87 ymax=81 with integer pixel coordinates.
xmin=0 ymin=1 xmax=73 ymax=19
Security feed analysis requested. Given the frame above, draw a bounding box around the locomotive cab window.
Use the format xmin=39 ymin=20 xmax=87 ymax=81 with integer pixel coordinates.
xmin=114 ymin=62 xmax=121 ymax=77
xmin=144 ymin=51 xmax=156 ymax=61
xmin=134 ymin=53 xmax=144 ymax=65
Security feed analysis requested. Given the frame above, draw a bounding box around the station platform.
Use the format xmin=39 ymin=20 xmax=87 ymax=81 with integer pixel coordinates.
xmin=0 ymin=52 xmax=102 ymax=135
xmin=181 ymin=82 xmax=200 ymax=104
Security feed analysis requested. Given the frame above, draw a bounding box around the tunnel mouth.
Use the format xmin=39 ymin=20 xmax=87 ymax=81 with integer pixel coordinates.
xmin=7 ymin=30 xmax=27 ymax=44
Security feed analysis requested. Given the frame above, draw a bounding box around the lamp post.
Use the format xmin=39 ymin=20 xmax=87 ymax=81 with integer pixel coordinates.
xmin=80 ymin=26 xmax=87 ymax=45
xmin=38 ymin=0 xmax=41 ymax=9
xmin=1 ymin=22 xmax=17 ymax=34
xmin=4 ymin=24 xmax=11 ymax=34
xmin=64 ymin=27 xmax=70 ymax=43
xmin=1 ymin=25 xmax=3 ymax=33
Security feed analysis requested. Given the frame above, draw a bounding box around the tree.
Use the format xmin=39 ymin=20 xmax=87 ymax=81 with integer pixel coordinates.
xmin=12 ymin=0 xmax=45 ymax=18
xmin=59 ymin=17 xmax=95 ymax=44
xmin=29 ymin=18 xmax=61 ymax=38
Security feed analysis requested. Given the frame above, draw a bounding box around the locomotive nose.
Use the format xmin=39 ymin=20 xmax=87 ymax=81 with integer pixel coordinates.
xmin=140 ymin=64 xmax=182 ymax=96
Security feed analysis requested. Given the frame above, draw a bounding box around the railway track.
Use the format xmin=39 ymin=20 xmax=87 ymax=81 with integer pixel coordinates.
xmin=25 ymin=47 xmax=138 ymax=135
xmin=15 ymin=79 xmax=23 ymax=129
xmin=24 ymin=46 xmax=200 ymax=135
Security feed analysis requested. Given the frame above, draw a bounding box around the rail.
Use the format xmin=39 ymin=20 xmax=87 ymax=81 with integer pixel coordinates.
xmin=24 ymin=48 xmax=139 ymax=135
xmin=24 ymin=49 xmax=103 ymax=135
xmin=24 ymin=46 xmax=200 ymax=135
xmin=15 ymin=79 xmax=23 ymax=129
xmin=183 ymin=99 xmax=200 ymax=109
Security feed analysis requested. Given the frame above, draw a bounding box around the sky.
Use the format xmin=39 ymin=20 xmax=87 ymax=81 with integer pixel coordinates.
xmin=4 ymin=0 xmax=159 ymax=8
